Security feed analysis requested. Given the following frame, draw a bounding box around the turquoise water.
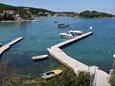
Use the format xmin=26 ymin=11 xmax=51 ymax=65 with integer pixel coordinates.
xmin=63 ymin=18 xmax=115 ymax=72
xmin=0 ymin=17 xmax=115 ymax=75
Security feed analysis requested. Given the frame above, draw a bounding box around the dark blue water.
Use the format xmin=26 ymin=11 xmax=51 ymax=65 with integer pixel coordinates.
xmin=63 ymin=18 xmax=115 ymax=72
xmin=0 ymin=17 xmax=115 ymax=74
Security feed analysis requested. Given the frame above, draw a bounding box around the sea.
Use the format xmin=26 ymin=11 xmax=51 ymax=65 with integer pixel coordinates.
xmin=0 ymin=17 xmax=115 ymax=76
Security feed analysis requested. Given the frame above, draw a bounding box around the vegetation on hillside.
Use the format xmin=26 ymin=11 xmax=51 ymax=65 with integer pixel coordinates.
xmin=0 ymin=3 xmax=54 ymax=21
xmin=0 ymin=3 xmax=15 ymax=10
xmin=110 ymin=70 xmax=115 ymax=86
xmin=79 ymin=10 xmax=114 ymax=18
xmin=0 ymin=60 xmax=8 ymax=86
xmin=4 ymin=66 xmax=90 ymax=86
xmin=0 ymin=3 xmax=115 ymax=20
xmin=0 ymin=3 xmax=53 ymax=14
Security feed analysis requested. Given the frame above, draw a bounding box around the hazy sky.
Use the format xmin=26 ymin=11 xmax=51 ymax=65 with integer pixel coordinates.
xmin=0 ymin=0 xmax=115 ymax=14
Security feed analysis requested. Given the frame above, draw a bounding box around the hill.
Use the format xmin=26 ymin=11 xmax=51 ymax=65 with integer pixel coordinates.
xmin=0 ymin=3 xmax=53 ymax=14
xmin=79 ymin=10 xmax=114 ymax=18
xmin=0 ymin=3 xmax=15 ymax=10
xmin=0 ymin=3 xmax=114 ymax=20
xmin=0 ymin=3 xmax=55 ymax=21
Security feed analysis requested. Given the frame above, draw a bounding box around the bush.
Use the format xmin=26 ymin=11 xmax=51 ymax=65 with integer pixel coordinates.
xmin=110 ymin=70 xmax=115 ymax=86
xmin=79 ymin=10 xmax=113 ymax=18
xmin=0 ymin=61 xmax=8 ymax=86
xmin=40 ymin=66 xmax=90 ymax=86
xmin=5 ymin=66 xmax=90 ymax=86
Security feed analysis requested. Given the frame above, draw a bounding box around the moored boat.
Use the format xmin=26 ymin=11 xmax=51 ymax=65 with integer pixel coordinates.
xmin=59 ymin=31 xmax=73 ymax=38
xmin=41 ymin=69 xmax=62 ymax=79
xmin=32 ymin=54 xmax=48 ymax=60
xmin=69 ymin=29 xmax=82 ymax=35
xmin=59 ymin=29 xmax=82 ymax=38
xmin=58 ymin=23 xmax=69 ymax=28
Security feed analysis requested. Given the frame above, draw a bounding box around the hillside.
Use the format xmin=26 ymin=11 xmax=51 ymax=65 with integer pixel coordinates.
xmin=79 ymin=10 xmax=114 ymax=18
xmin=0 ymin=3 xmax=55 ymax=21
xmin=0 ymin=3 xmax=15 ymax=10
xmin=0 ymin=3 xmax=114 ymax=19
xmin=0 ymin=3 xmax=53 ymax=14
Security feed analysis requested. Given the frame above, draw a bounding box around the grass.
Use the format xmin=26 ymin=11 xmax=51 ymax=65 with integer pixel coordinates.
xmin=4 ymin=65 xmax=90 ymax=86
xmin=110 ymin=70 xmax=115 ymax=86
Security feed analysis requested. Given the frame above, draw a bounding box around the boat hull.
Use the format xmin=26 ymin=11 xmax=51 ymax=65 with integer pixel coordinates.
xmin=32 ymin=55 xmax=48 ymax=61
xmin=41 ymin=69 xmax=62 ymax=79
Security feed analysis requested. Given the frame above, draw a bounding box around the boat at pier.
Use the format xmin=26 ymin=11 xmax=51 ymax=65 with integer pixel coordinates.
xmin=59 ymin=31 xmax=73 ymax=38
xmin=69 ymin=29 xmax=82 ymax=35
xmin=41 ymin=69 xmax=62 ymax=79
xmin=59 ymin=29 xmax=82 ymax=38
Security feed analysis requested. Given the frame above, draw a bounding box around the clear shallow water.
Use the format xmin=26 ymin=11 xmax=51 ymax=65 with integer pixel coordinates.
xmin=0 ymin=17 xmax=115 ymax=74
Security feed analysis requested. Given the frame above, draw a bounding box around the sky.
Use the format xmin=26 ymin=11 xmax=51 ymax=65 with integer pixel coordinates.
xmin=0 ymin=0 xmax=115 ymax=14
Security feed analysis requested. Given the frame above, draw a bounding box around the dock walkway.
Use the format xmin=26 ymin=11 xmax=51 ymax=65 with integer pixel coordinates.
xmin=54 ymin=32 xmax=93 ymax=48
xmin=47 ymin=32 xmax=110 ymax=86
xmin=0 ymin=37 xmax=23 ymax=55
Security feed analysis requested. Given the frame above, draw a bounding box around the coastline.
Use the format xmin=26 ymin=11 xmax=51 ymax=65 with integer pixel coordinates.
xmin=0 ymin=19 xmax=39 ymax=23
xmin=0 ymin=16 xmax=114 ymax=23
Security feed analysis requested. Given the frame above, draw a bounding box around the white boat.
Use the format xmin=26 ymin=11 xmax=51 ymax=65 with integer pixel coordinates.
xmin=69 ymin=29 xmax=82 ymax=35
xmin=59 ymin=29 xmax=82 ymax=38
xmin=59 ymin=31 xmax=73 ymax=38
xmin=32 ymin=55 xmax=48 ymax=60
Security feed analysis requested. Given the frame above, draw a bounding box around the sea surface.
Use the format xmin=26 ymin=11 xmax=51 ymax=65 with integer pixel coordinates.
xmin=0 ymin=17 xmax=115 ymax=75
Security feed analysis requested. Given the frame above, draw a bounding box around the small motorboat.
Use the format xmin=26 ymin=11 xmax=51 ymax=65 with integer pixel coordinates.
xmin=58 ymin=23 xmax=69 ymax=28
xmin=69 ymin=29 xmax=82 ymax=35
xmin=59 ymin=31 xmax=73 ymax=38
xmin=41 ymin=69 xmax=62 ymax=79
xmin=32 ymin=54 xmax=48 ymax=61
xmin=59 ymin=29 xmax=82 ymax=38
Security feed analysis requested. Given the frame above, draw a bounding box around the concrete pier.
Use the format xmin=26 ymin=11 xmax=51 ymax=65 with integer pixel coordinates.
xmin=0 ymin=37 xmax=23 ymax=55
xmin=47 ymin=32 xmax=110 ymax=86
xmin=54 ymin=32 xmax=93 ymax=48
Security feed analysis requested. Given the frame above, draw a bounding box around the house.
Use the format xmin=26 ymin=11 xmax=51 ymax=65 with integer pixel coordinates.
xmin=3 ymin=10 xmax=15 ymax=15
xmin=15 ymin=14 xmax=23 ymax=20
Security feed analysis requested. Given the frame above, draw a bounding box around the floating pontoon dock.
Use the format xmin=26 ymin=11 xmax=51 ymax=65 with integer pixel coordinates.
xmin=0 ymin=37 xmax=23 ymax=55
xmin=47 ymin=32 xmax=110 ymax=86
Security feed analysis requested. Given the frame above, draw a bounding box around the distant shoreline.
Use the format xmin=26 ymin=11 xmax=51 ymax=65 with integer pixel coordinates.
xmin=0 ymin=3 xmax=115 ymax=22
xmin=0 ymin=19 xmax=39 ymax=23
xmin=0 ymin=16 xmax=114 ymax=23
